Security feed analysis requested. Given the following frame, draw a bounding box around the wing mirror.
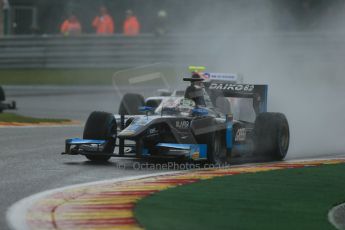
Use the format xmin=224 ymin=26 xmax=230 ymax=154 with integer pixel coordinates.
xmin=139 ymin=106 xmax=155 ymax=115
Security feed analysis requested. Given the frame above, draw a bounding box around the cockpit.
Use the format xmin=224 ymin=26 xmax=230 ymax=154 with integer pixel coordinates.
xmin=155 ymin=97 xmax=196 ymax=116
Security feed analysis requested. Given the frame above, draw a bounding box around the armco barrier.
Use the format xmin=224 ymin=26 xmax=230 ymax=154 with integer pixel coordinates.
xmin=0 ymin=33 xmax=344 ymax=69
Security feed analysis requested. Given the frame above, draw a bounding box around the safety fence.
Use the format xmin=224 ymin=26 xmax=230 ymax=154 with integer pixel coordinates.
xmin=0 ymin=33 xmax=344 ymax=69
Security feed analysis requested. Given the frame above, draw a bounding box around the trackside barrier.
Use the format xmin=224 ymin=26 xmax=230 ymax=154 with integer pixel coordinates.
xmin=0 ymin=33 xmax=345 ymax=69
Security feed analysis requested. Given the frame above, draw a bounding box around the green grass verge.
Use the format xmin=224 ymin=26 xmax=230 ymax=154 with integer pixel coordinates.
xmin=135 ymin=163 xmax=345 ymax=230
xmin=0 ymin=112 xmax=70 ymax=123
xmin=0 ymin=67 xmax=180 ymax=86
xmin=0 ymin=69 xmax=120 ymax=85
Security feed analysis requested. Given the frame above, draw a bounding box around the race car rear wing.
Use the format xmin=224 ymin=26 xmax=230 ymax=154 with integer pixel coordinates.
xmin=188 ymin=66 xmax=243 ymax=84
xmin=205 ymin=82 xmax=268 ymax=114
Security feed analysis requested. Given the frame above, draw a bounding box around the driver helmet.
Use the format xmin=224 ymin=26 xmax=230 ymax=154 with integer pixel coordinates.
xmin=185 ymin=72 xmax=206 ymax=106
xmin=191 ymin=72 xmax=203 ymax=87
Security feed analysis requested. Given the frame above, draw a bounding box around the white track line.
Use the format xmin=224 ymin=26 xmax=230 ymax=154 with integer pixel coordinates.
xmin=329 ymin=203 xmax=345 ymax=230
xmin=6 ymin=171 xmax=183 ymax=230
xmin=6 ymin=157 xmax=345 ymax=230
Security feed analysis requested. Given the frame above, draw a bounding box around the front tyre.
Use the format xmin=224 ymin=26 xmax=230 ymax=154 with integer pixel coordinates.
xmin=193 ymin=118 xmax=229 ymax=164
xmin=254 ymin=112 xmax=290 ymax=160
xmin=83 ymin=111 xmax=117 ymax=162
xmin=207 ymin=131 xmax=228 ymax=164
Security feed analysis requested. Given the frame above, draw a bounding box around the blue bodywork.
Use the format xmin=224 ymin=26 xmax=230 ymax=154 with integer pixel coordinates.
xmin=66 ymin=138 xmax=106 ymax=145
xmin=139 ymin=106 xmax=155 ymax=113
xmin=63 ymin=138 xmax=107 ymax=156
xmin=226 ymin=121 xmax=233 ymax=149
xmin=192 ymin=108 xmax=209 ymax=116
xmin=156 ymin=143 xmax=207 ymax=160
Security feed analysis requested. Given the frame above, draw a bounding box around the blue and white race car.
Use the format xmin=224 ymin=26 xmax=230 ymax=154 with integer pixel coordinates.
xmin=62 ymin=67 xmax=289 ymax=164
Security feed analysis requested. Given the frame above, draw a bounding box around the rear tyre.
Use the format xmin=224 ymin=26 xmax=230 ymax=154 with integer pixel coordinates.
xmin=118 ymin=93 xmax=145 ymax=115
xmin=83 ymin=111 xmax=117 ymax=162
xmin=254 ymin=112 xmax=289 ymax=160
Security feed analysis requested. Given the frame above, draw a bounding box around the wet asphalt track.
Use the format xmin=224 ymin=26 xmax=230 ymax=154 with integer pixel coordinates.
xmin=0 ymin=86 xmax=168 ymax=230
xmin=1 ymin=86 xmax=345 ymax=230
